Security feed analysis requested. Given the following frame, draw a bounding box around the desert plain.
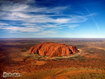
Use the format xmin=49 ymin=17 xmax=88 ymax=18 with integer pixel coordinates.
xmin=0 ymin=38 xmax=105 ymax=79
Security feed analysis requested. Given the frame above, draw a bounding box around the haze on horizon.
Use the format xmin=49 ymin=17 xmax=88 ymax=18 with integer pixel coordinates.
xmin=0 ymin=0 xmax=105 ymax=38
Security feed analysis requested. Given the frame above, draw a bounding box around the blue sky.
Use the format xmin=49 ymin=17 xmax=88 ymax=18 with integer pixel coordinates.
xmin=0 ymin=0 xmax=105 ymax=38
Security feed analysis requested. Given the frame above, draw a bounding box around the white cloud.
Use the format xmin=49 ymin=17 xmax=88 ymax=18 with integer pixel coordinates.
xmin=35 ymin=31 xmax=57 ymax=36
xmin=12 ymin=12 xmax=30 ymax=18
xmin=55 ymin=18 xmax=70 ymax=23
xmin=68 ymin=24 xmax=79 ymax=28
xmin=0 ymin=11 xmax=87 ymax=24
xmin=0 ymin=23 xmax=9 ymax=26
xmin=0 ymin=25 xmax=41 ymax=32
xmin=42 ymin=24 xmax=57 ymax=28
xmin=0 ymin=5 xmax=71 ymax=23
xmin=0 ymin=0 xmax=89 ymax=25
xmin=0 ymin=0 xmax=91 ymax=37
xmin=46 ymin=6 xmax=67 ymax=14
xmin=0 ymin=12 xmax=24 ymax=20
xmin=2 ymin=4 xmax=28 ymax=12
xmin=28 ymin=15 xmax=70 ymax=23
xmin=21 ymin=23 xmax=36 ymax=26
xmin=0 ymin=21 xmax=57 ymax=33
xmin=1 ymin=1 xmax=67 ymax=13
xmin=68 ymin=15 xmax=87 ymax=23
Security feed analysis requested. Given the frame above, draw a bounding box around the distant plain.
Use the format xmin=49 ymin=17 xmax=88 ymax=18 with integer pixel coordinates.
xmin=0 ymin=38 xmax=105 ymax=79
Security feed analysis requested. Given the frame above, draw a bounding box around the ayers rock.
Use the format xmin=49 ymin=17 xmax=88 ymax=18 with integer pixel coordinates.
xmin=28 ymin=42 xmax=79 ymax=57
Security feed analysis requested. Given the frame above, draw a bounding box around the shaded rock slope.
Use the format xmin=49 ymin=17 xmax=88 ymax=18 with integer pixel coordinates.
xmin=28 ymin=42 xmax=79 ymax=57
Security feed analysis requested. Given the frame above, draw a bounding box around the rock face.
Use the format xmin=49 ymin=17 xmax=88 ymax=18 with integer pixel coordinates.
xmin=28 ymin=42 xmax=79 ymax=57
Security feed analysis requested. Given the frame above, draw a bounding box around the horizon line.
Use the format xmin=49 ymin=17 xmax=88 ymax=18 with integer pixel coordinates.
xmin=0 ymin=37 xmax=105 ymax=39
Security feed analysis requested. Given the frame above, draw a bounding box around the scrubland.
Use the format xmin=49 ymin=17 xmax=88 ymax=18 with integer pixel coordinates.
xmin=0 ymin=38 xmax=105 ymax=79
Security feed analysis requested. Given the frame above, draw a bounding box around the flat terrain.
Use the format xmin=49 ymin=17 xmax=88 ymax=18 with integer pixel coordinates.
xmin=0 ymin=38 xmax=105 ymax=79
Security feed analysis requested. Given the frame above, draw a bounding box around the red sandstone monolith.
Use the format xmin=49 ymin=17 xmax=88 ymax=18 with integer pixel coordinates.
xmin=28 ymin=42 xmax=79 ymax=57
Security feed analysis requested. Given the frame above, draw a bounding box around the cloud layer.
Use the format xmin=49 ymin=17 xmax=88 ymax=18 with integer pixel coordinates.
xmin=0 ymin=0 xmax=93 ymax=37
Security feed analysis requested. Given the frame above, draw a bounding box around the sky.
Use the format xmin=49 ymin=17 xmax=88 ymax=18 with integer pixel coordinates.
xmin=0 ymin=0 xmax=105 ymax=38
